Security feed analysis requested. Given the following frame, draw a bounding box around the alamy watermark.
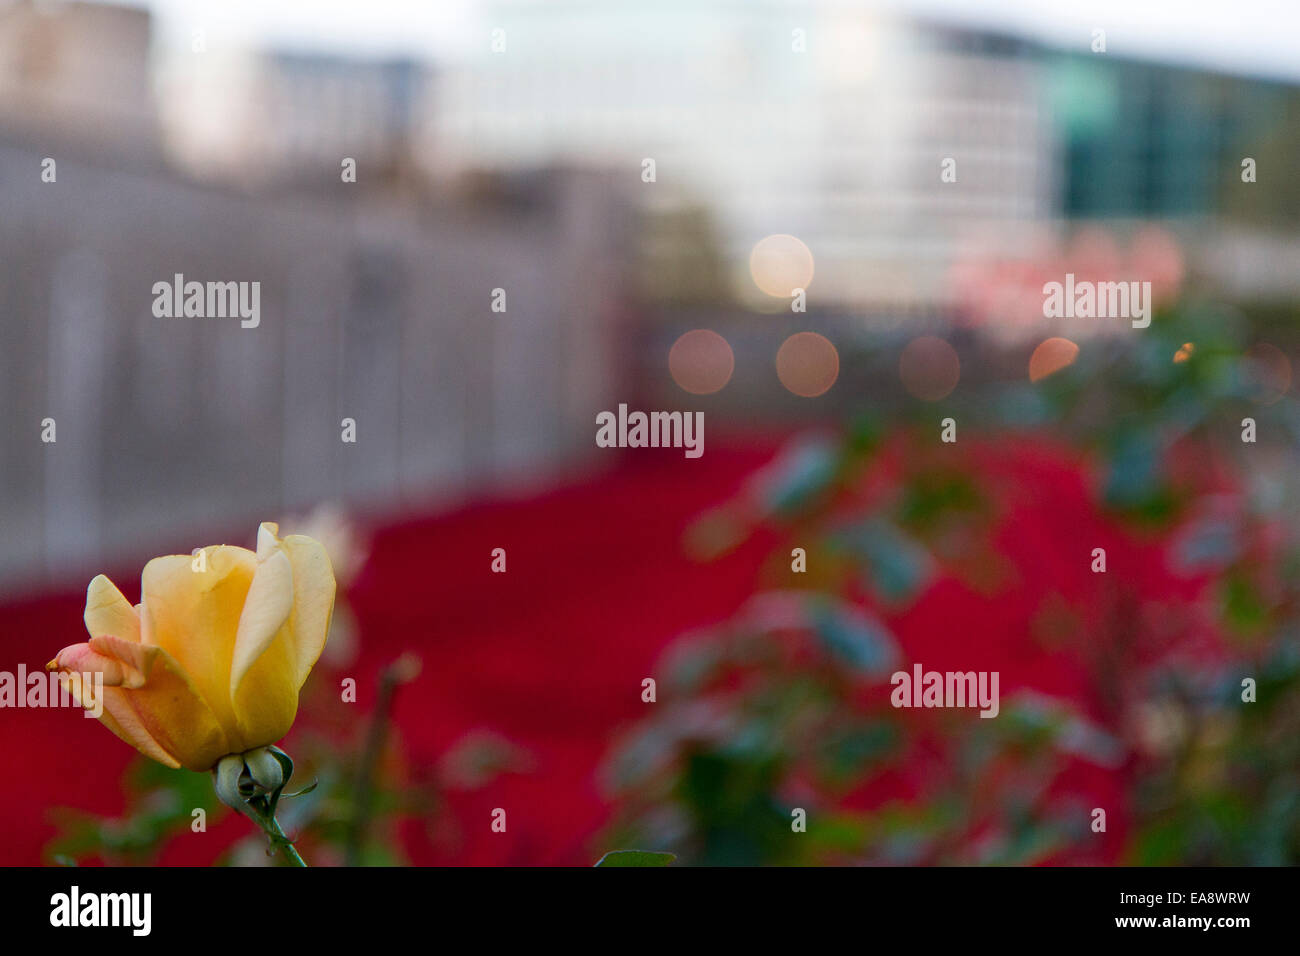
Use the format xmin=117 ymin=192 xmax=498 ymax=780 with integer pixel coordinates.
xmin=1042 ymin=273 xmax=1151 ymax=328
xmin=50 ymin=886 xmax=151 ymax=936
xmin=1 ymin=664 xmax=103 ymax=718
xmin=152 ymin=274 xmax=261 ymax=328
xmin=596 ymin=403 xmax=704 ymax=458
xmin=890 ymin=663 xmax=1000 ymax=718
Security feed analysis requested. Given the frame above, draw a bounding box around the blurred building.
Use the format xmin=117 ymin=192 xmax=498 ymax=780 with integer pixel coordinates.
xmin=428 ymin=0 xmax=1300 ymax=312
xmin=1048 ymin=52 xmax=1300 ymax=302
xmin=0 ymin=2 xmax=631 ymax=592
xmin=425 ymin=1 xmax=1056 ymax=313
xmin=161 ymin=47 xmax=426 ymax=188
xmin=0 ymin=0 xmax=161 ymax=160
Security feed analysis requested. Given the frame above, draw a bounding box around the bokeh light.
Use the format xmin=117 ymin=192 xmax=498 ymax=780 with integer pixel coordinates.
xmin=749 ymin=234 xmax=814 ymax=299
xmin=776 ymin=332 xmax=839 ymax=397
xmin=1029 ymin=337 xmax=1080 ymax=382
xmin=668 ymin=329 xmax=735 ymax=395
xmin=1243 ymin=343 xmax=1292 ymax=405
xmin=898 ymin=335 xmax=960 ymax=401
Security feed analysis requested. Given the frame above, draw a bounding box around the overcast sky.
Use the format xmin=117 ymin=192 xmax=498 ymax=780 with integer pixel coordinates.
xmin=107 ymin=0 xmax=1300 ymax=83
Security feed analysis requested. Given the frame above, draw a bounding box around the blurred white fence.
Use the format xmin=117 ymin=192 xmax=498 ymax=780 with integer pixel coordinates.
xmin=0 ymin=144 xmax=628 ymax=592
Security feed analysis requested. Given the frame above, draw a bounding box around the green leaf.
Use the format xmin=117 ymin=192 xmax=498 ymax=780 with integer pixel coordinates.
xmin=1104 ymin=429 xmax=1161 ymax=508
xmin=750 ymin=440 xmax=838 ymax=517
xmin=835 ymin=518 xmax=933 ymax=604
xmin=808 ymin=598 xmax=899 ymax=676
xmin=594 ymin=850 xmax=676 ymax=867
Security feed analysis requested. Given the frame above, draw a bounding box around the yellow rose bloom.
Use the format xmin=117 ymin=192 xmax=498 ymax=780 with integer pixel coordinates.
xmin=48 ymin=522 xmax=335 ymax=772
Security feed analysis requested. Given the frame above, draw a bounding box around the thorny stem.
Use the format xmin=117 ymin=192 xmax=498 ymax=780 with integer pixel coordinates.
xmin=254 ymin=800 xmax=308 ymax=867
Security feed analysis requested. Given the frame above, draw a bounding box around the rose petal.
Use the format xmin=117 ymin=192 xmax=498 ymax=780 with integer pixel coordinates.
xmin=281 ymin=534 xmax=337 ymax=689
xmin=230 ymin=547 xmax=294 ymax=698
xmin=52 ymin=638 xmax=230 ymax=771
xmin=256 ymin=521 xmax=280 ymax=561
xmin=84 ymin=575 xmax=141 ymax=644
xmin=141 ymin=547 xmax=257 ymax=749
xmin=47 ymin=642 xmax=130 ymax=687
